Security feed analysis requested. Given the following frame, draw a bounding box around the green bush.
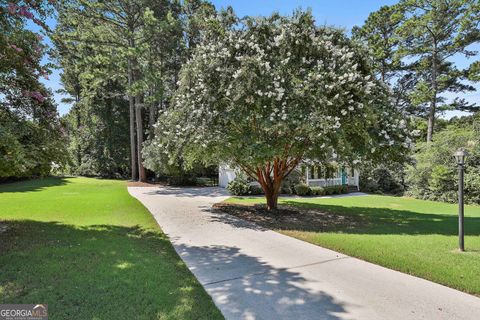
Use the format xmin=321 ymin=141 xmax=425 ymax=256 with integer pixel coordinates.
xmin=227 ymin=178 xmax=251 ymax=195
xmin=360 ymin=165 xmax=404 ymax=195
xmin=167 ymin=175 xmax=197 ymax=186
xmin=294 ymin=183 xmax=311 ymax=196
xmin=280 ymin=185 xmax=293 ymax=194
xmin=465 ymin=167 xmax=480 ymax=204
xmin=310 ymin=186 xmax=325 ymax=196
xmin=406 ymin=119 xmax=480 ymax=204
xmin=281 ymin=169 xmax=303 ymax=194
xmin=322 ymin=185 xmax=348 ymax=195
xmin=325 ymin=186 xmax=337 ymax=195
xmin=249 ymin=184 xmax=264 ymax=195
xmin=227 ymin=178 xmax=264 ymax=195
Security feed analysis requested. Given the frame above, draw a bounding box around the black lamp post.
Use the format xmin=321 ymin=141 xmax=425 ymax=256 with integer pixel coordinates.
xmin=454 ymin=149 xmax=467 ymax=251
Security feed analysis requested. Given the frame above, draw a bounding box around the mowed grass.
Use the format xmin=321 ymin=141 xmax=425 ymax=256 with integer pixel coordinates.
xmin=225 ymin=195 xmax=480 ymax=295
xmin=0 ymin=177 xmax=223 ymax=319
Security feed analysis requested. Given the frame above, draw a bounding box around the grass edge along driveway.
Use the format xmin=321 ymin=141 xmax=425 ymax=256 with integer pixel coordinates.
xmin=224 ymin=194 xmax=480 ymax=296
xmin=0 ymin=177 xmax=223 ymax=320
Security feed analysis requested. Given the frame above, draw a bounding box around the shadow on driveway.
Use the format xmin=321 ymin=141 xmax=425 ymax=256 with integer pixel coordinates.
xmin=175 ymin=243 xmax=351 ymax=319
xmin=141 ymin=186 xmax=229 ymax=198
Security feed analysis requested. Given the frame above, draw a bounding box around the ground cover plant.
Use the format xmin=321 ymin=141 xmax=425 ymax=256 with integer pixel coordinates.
xmin=221 ymin=194 xmax=480 ymax=295
xmin=0 ymin=177 xmax=223 ymax=320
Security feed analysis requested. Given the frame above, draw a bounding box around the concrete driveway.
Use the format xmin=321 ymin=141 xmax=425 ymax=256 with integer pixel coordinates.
xmin=128 ymin=186 xmax=480 ymax=320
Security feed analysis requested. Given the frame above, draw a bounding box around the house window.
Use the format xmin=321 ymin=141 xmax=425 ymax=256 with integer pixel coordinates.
xmin=309 ymin=166 xmax=315 ymax=179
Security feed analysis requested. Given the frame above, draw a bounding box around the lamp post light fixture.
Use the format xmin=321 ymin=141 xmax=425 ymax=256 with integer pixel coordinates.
xmin=454 ymin=149 xmax=467 ymax=251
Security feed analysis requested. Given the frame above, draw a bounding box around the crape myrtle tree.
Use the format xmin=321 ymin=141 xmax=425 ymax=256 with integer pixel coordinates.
xmin=148 ymin=11 xmax=412 ymax=210
xmin=1 ymin=0 xmax=67 ymax=179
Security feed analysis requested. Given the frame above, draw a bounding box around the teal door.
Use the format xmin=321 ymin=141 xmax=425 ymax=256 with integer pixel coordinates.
xmin=341 ymin=168 xmax=347 ymax=185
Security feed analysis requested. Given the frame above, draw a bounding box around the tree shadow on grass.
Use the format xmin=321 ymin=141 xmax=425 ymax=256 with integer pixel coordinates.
xmin=0 ymin=177 xmax=71 ymax=193
xmin=172 ymin=243 xmax=350 ymax=319
xmin=280 ymin=201 xmax=480 ymax=236
xmin=0 ymin=220 xmax=223 ymax=320
xmin=212 ymin=201 xmax=480 ymax=236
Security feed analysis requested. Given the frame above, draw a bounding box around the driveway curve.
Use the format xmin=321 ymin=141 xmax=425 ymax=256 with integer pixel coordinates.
xmin=128 ymin=186 xmax=480 ymax=320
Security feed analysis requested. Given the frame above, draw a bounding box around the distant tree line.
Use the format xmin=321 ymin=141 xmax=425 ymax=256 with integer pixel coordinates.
xmin=352 ymin=0 xmax=480 ymax=203
xmin=1 ymin=0 xmax=479 ymax=206
xmin=54 ymin=0 xmax=217 ymax=180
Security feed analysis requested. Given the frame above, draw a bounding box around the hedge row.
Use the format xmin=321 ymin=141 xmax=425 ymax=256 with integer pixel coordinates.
xmin=227 ymin=177 xmax=349 ymax=196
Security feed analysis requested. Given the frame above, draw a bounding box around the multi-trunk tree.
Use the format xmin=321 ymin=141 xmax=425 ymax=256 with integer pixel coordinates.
xmin=147 ymin=11 xmax=412 ymax=210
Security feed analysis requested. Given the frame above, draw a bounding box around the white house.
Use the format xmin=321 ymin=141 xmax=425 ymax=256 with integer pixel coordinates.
xmin=219 ymin=164 xmax=360 ymax=190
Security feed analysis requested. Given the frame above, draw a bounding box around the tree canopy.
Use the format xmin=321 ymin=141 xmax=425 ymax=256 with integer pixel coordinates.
xmin=0 ymin=0 xmax=66 ymax=180
xmin=146 ymin=11 xmax=412 ymax=209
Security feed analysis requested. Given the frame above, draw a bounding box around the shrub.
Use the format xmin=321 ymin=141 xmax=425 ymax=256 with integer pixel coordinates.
xmin=227 ymin=178 xmax=265 ymax=195
xmin=167 ymin=175 xmax=197 ymax=186
xmin=406 ymin=121 xmax=480 ymax=204
xmin=227 ymin=178 xmax=251 ymax=195
xmin=249 ymin=184 xmax=264 ymax=195
xmin=281 ymin=169 xmax=303 ymax=194
xmin=465 ymin=167 xmax=480 ymax=204
xmin=280 ymin=185 xmax=293 ymax=195
xmin=310 ymin=186 xmax=325 ymax=196
xmin=360 ymin=165 xmax=404 ymax=195
xmin=322 ymin=185 xmax=347 ymax=195
xmin=294 ymin=183 xmax=311 ymax=196
xmin=325 ymin=186 xmax=337 ymax=195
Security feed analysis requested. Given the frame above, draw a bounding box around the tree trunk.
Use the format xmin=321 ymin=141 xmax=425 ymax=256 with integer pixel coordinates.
xmin=136 ymin=94 xmax=147 ymax=182
xmin=148 ymin=100 xmax=157 ymax=138
xmin=259 ymin=178 xmax=282 ymax=211
xmin=427 ymin=44 xmax=438 ymax=143
xmin=74 ymin=95 xmax=81 ymax=168
xmin=427 ymin=107 xmax=435 ymax=143
xmin=127 ymin=60 xmax=138 ymax=181
xmin=255 ymin=160 xmax=287 ymax=211
xmin=265 ymin=188 xmax=280 ymax=211
xmin=239 ymin=155 xmax=301 ymax=211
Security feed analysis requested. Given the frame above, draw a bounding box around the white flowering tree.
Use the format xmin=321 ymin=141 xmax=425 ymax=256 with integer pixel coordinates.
xmin=146 ymin=11 xmax=412 ymax=210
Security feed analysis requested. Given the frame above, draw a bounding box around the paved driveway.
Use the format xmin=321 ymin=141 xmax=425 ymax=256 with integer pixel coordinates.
xmin=128 ymin=186 xmax=480 ymax=320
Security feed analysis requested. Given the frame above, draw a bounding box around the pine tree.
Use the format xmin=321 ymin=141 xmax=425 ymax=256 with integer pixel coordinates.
xmin=398 ymin=0 xmax=480 ymax=142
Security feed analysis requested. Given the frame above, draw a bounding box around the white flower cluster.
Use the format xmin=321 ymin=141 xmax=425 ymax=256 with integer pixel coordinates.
xmin=150 ymin=13 xmax=412 ymax=166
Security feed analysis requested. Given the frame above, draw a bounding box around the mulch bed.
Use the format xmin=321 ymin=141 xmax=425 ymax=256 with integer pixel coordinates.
xmin=211 ymin=202 xmax=366 ymax=232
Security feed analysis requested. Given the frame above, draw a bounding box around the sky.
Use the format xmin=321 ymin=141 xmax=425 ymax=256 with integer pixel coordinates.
xmin=40 ymin=0 xmax=478 ymax=118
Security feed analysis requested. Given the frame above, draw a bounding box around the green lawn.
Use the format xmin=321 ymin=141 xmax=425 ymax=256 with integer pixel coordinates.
xmin=225 ymin=195 xmax=480 ymax=296
xmin=0 ymin=177 xmax=223 ymax=319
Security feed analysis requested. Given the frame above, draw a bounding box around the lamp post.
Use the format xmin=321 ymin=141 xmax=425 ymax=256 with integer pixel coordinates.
xmin=454 ymin=149 xmax=466 ymax=251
